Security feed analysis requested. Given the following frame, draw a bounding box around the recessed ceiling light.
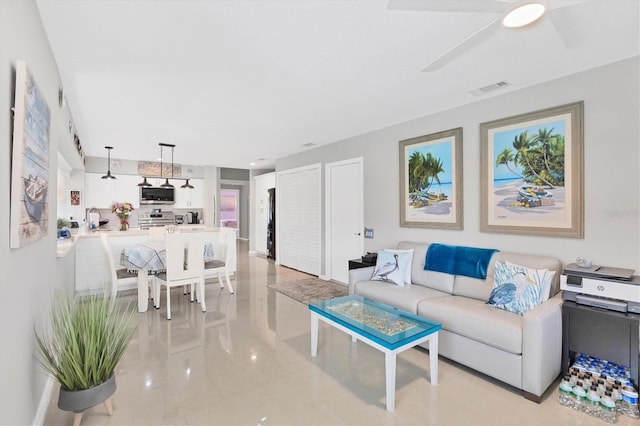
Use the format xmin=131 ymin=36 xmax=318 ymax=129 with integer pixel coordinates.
xmin=502 ymin=3 xmax=545 ymax=28
xmin=249 ymin=162 xmax=256 ymax=166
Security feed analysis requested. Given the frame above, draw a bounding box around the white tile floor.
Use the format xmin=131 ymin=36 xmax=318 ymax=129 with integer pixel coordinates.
xmin=44 ymin=240 xmax=637 ymax=425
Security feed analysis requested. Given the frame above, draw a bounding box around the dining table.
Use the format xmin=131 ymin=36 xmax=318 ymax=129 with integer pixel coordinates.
xmin=121 ymin=241 xmax=216 ymax=312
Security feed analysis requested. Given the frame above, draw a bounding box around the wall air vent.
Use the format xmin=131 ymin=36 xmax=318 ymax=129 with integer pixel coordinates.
xmin=470 ymin=81 xmax=510 ymax=97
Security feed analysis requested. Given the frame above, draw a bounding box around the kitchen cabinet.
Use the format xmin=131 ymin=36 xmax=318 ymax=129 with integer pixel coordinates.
xmin=84 ymin=173 xmax=116 ymax=208
xmin=84 ymin=173 xmax=141 ymax=209
xmin=175 ymin=178 xmax=204 ymax=208
xmin=115 ymin=174 xmax=141 ymax=208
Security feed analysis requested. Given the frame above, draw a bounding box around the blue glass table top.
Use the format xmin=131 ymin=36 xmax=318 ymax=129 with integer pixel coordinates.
xmin=309 ymin=295 xmax=441 ymax=350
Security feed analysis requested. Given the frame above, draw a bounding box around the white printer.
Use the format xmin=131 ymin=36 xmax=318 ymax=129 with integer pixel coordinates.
xmin=560 ymin=263 xmax=640 ymax=313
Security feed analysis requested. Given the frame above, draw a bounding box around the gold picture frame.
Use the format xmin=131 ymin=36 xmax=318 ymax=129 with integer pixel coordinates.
xmin=399 ymin=128 xmax=463 ymax=229
xmin=480 ymin=101 xmax=584 ymax=238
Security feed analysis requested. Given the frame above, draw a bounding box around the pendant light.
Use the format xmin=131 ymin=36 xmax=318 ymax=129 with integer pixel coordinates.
xmin=181 ymin=179 xmax=194 ymax=189
xmin=159 ymin=143 xmax=174 ymax=188
xmin=137 ymin=177 xmax=152 ymax=187
xmin=101 ymin=146 xmax=116 ymax=179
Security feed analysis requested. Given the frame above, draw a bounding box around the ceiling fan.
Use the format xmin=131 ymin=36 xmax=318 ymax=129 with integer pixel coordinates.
xmin=388 ymin=0 xmax=585 ymax=72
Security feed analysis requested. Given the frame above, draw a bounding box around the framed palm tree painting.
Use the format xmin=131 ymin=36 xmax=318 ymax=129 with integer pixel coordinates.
xmin=480 ymin=101 xmax=584 ymax=238
xmin=399 ymin=128 xmax=463 ymax=229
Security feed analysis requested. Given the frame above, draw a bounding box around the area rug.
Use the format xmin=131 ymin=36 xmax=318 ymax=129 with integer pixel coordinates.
xmin=268 ymin=278 xmax=349 ymax=305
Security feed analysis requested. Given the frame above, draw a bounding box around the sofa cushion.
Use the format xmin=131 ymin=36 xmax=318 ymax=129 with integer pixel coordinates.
xmin=418 ymin=295 xmax=523 ymax=355
xmin=452 ymin=251 xmax=562 ymax=301
xmin=397 ymin=241 xmax=455 ymax=293
xmin=451 ymin=273 xmax=494 ymax=301
xmin=371 ymin=250 xmax=411 ymax=287
xmin=354 ymin=280 xmax=449 ymax=314
xmin=487 ymin=261 xmax=556 ymax=315
xmin=383 ymin=248 xmax=414 ymax=284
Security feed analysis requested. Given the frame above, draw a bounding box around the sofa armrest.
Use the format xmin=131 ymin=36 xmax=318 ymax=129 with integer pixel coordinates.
xmin=522 ymin=292 xmax=563 ymax=398
xmin=348 ymin=266 xmax=375 ymax=294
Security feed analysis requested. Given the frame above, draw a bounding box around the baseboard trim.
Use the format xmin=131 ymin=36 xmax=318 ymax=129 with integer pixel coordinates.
xmin=32 ymin=376 xmax=54 ymax=426
xmin=319 ymin=275 xmax=330 ymax=281
xmin=248 ymin=250 xmax=257 ymax=256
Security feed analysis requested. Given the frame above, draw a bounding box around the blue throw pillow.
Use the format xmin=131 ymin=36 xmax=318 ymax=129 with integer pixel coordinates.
xmin=487 ymin=262 xmax=555 ymax=315
xmin=371 ymin=250 xmax=411 ymax=287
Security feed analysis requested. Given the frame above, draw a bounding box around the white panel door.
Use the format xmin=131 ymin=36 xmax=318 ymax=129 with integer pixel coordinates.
xmin=327 ymin=158 xmax=363 ymax=283
xmin=277 ymin=164 xmax=321 ymax=276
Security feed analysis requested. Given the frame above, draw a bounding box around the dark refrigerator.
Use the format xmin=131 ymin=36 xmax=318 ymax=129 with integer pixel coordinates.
xmin=267 ymin=188 xmax=276 ymax=260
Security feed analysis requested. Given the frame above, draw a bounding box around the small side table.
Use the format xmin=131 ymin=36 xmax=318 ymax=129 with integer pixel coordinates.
xmin=348 ymin=259 xmax=374 ymax=270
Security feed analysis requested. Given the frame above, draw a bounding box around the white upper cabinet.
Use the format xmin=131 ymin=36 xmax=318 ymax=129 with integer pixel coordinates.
xmin=84 ymin=173 xmax=117 ymax=208
xmin=175 ymin=178 xmax=204 ymax=208
xmin=115 ymin=174 xmax=141 ymax=208
xmin=84 ymin=173 xmax=141 ymax=209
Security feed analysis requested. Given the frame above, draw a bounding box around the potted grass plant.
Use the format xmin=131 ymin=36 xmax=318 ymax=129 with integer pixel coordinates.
xmin=35 ymin=292 xmax=135 ymax=425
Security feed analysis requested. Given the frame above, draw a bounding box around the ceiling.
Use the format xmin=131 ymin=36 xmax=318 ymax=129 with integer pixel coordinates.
xmin=36 ymin=0 xmax=639 ymax=169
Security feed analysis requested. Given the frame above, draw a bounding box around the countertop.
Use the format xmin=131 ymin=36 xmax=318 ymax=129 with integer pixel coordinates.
xmin=56 ymin=226 xmax=224 ymax=258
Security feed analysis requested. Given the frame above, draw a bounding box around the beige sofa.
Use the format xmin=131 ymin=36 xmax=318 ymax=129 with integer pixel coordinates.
xmin=348 ymin=241 xmax=563 ymax=402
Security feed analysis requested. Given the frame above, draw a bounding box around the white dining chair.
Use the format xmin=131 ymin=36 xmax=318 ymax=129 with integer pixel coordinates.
xmin=154 ymin=232 xmax=206 ymax=320
xmin=100 ymin=232 xmax=138 ymax=299
xmin=204 ymin=227 xmax=235 ymax=294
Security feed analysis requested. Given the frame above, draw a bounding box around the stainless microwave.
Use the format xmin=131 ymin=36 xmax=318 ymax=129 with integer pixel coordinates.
xmin=140 ymin=186 xmax=175 ymax=205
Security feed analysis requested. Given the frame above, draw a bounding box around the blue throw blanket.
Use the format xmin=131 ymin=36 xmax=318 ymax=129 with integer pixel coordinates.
xmin=424 ymin=243 xmax=498 ymax=280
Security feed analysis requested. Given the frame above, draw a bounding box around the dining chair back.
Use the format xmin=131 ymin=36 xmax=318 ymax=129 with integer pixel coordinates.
xmin=204 ymin=227 xmax=235 ymax=294
xmin=155 ymin=232 xmax=206 ymax=319
xmin=100 ymin=232 xmax=138 ymax=298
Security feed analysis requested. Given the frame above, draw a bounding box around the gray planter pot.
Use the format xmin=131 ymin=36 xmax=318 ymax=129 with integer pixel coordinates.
xmin=58 ymin=374 xmax=117 ymax=413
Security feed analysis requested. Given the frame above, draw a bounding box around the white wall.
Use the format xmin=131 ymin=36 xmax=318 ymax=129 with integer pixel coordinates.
xmin=276 ymin=57 xmax=640 ymax=274
xmin=0 ymin=1 xmax=79 ymax=423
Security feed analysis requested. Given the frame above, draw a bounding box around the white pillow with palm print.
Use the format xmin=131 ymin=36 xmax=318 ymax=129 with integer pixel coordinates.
xmin=371 ymin=250 xmax=411 ymax=287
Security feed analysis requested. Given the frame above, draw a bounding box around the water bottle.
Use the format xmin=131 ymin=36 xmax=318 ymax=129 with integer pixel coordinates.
xmin=621 ymin=386 xmax=639 ymax=419
xmin=573 ymin=381 xmax=587 ymax=412
xmin=600 ymin=391 xmax=618 ymax=423
xmin=612 ymin=385 xmax=623 ymax=413
xmin=558 ymin=376 xmax=574 ymax=408
xmin=569 ymin=371 xmax=578 ymax=386
xmin=585 ymin=385 xmax=601 ymax=418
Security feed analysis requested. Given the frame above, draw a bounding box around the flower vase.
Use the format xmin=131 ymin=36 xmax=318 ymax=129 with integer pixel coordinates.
xmin=119 ymin=220 xmax=128 ymax=231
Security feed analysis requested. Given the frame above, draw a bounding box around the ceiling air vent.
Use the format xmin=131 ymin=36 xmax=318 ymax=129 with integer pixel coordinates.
xmin=470 ymin=81 xmax=510 ymax=97
xmin=302 ymin=143 xmax=316 ymax=147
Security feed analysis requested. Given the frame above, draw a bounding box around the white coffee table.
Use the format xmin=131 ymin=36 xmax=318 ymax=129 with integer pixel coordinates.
xmin=308 ymin=295 xmax=442 ymax=412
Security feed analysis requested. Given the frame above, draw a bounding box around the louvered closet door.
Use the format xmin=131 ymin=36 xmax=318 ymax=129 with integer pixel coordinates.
xmin=277 ymin=164 xmax=321 ymax=276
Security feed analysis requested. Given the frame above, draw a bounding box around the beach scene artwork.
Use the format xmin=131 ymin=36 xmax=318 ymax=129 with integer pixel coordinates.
xmin=488 ymin=115 xmax=571 ymax=229
xmin=401 ymin=128 xmax=462 ymax=229
xmin=10 ymin=61 xmax=51 ymax=248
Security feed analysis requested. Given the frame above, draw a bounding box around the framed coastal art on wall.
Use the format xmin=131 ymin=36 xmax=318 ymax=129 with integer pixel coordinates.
xmin=10 ymin=60 xmax=51 ymax=248
xmin=399 ymin=127 xmax=463 ymax=229
xmin=480 ymin=101 xmax=584 ymax=238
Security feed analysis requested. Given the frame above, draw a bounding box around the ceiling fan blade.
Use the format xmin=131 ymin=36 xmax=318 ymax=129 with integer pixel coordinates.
xmin=387 ymin=0 xmax=513 ymax=13
xmin=422 ymin=16 xmax=501 ymax=72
